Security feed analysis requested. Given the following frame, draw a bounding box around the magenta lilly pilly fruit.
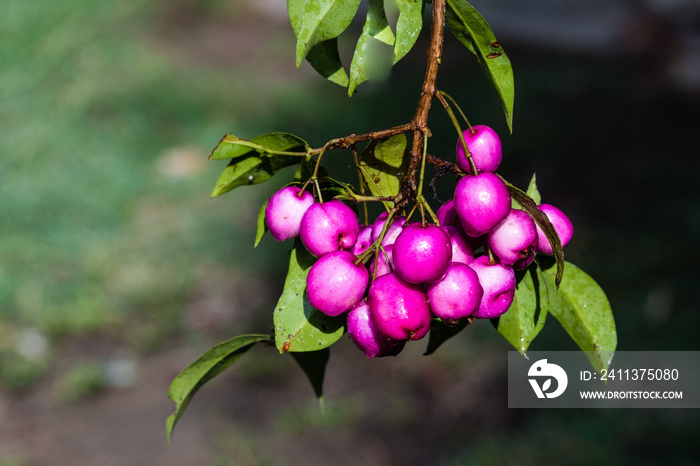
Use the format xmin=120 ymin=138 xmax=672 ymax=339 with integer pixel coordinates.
xmin=347 ymin=299 xmax=405 ymax=358
xmin=468 ymin=255 xmax=516 ymax=319
xmin=426 ymin=262 xmax=483 ymax=322
xmin=371 ymin=211 xmax=406 ymax=246
xmin=442 ymin=225 xmax=475 ymax=265
xmin=535 ymin=204 xmax=574 ymax=255
xmin=392 ymin=223 xmax=452 ymax=284
xmin=369 ymin=244 xmax=393 ymax=278
xmin=454 ymin=172 xmax=511 ymax=237
xmin=265 ymin=186 xmax=315 ymax=241
xmin=299 ymin=200 xmax=359 ymax=257
xmin=351 ymin=225 xmax=373 ymax=256
xmin=488 ymin=209 xmax=538 ymax=270
xmin=368 ymin=272 xmax=431 ymax=341
xmin=306 ymin=250 xmax=369 ymax=316
xmin=455 ymin=125 xmax=503 ymax=174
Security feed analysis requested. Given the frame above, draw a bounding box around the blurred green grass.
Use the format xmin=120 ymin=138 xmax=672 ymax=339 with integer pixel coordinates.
xmin=0 ymin=0 xmax=304 ymax=345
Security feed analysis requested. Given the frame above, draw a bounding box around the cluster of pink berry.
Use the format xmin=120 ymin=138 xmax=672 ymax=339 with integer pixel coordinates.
xmin=264 ymin=125 xmax=573 ymax=358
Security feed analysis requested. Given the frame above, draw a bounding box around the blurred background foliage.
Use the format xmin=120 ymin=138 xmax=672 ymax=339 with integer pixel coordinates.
xmin=1 ymin=0 xmax=699 ymax=464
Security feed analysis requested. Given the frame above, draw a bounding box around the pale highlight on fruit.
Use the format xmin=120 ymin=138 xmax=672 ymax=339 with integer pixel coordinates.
xmin=368 ymin=272 xmax=431 ymax=341
xmin=392 ymin=223 xmax=452 ymax=284
xmin=265 ymin=186 xmax=315 ymax=241
xmin=347 ymin=299 xmax=405 ymax=358
xmin=306 ymin=251 xmax=369 ymax=316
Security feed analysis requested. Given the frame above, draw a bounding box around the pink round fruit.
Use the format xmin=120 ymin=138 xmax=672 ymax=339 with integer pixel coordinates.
xmin=306 ymin=251 xmax=369 ymax=316
xmin=442 ymin=225 xmax=475 ymax=265
xmin=535 ymin=204 xmax=574 ymax=255
xmin=468 ymin=255 xmax=516 ymax=319
xmin=392 ymin=223 xmax=452 ymax=284
xmin=455 ymin=125 xmax=503 ymax=174
xmin=371 ymin=212 xmax=406 ymax=246
xmin=454 ymin=172 xmax=511 ymax=237
xmin=300 ymin=200 xmax=359 ymax=257
xmin=426 ymin=262 xmax=483 ymax=322
xmin=436 ymin=199 xmax=459 ymax=227
xmin=265 ymin=186 xmax=315 ymax=241
xmin=347 ymin=299 xmax=405 ymax=358
xmin=368 ymin=272 xmax=431 ymax=341
xmin=488 ymin=209 xmax=538 ymax=269
xmin=369 ymin=244 xmax=393 ymax=278
xmin=351 ymin=225 xmax=373 ymax=256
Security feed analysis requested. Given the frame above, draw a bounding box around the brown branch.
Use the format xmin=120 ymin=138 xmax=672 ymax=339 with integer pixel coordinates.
xmin=306 ymin=0 xmax=448 ymax=217
xmin=426 ymin=153 xmax=462 ymax=175
xmin=399 ymin=0 xmax=446 ymax=210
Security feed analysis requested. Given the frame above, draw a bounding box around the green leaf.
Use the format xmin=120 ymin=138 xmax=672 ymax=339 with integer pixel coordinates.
xmin=307 ymin=39 xmax=351 ymax=87
xmin=209 ymin=132 xmax=308 ymax=161
xmin=366 ymin=0 xmax=396 ymax=46
xmin=424 ymin=318 xmax=470 ymax=355
xmin=541 ymin=259 xmax=617 ymax=373
xmin=255 ymin=197 xmax=269 ymax=248
xmin=166 ymin=333 xmax=272 ymax=444
xmin=526 ymin=173 xmax=541 ymax=205
xmin=291 ymin=0 xmax=362 ymax=68
xmin=445 ymin=0 xmax=515 ymax=132
xmin=507 ymin=183 xmax=564 ymax=286
xmin=210 ymin=154 xmax=301 ymax=198
xmin=394 ymin=0 xmax=424 ymax=64
xmin=288 ymin=0 xmax=349 ymax=85
xmin=348 ymin=0 xmax=395 ymax=95
xmin=492 ymin=265 xmax=548 ymax=354
xmin=209 ymin=132 xmax=309 ymax=197
xmin=273 ymin=241 xmax=346 ymax=353
xmin=359 ymin=134 xmax=410 ymax=208
xmin=291 ymin=348 xmax=330 ymax=408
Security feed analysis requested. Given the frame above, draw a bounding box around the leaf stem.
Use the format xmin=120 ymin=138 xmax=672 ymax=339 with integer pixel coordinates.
xmin=437 ymin=91 xmax=478 ymax=175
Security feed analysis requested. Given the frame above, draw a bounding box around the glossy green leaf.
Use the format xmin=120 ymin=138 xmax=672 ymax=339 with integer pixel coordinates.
xmin=424 ymin=318 xmax=470 ymax=355
xmin=307 ymin=39 xmax=350 ymax=87
xmin=209 ymin=132 xmax=308 ymax=161
xmin=492 ymin=266 xmax=548 ymax=355
xmin=445 ymin=0 xmax=515 ymax=132
xmin=507 ymin=183 xmax=564 ymax=286
xmin=526 ymin=173 xmax=541 ymax=205
xmin=394 ymin=0 xmax=424 ymax=64
xmin=291 ymin=348 xmax=330 ymax=408
xmin=255 ymin=197 xmax=269 ymax=248
xmin=288 ymin=0 xmax=349 ymax=85
xmin=273 ymin=242 xmax=346 ymax=353
xmin=359 ymin=134 xmax=409 ymax=208
xmin=292 ymin=0 xmax=362 ymax=68
xmin=367 ymin=0 xmax=396 ymax=46
xmin=166 ymin=333 xmax=272 ymax=443
xmin=210 ymin=154 xmax=301 ymax=198
xmin=349 ymin=0 xmax=395 ymax=95
xmin=541 ymin=259 xmax=617 ymax=373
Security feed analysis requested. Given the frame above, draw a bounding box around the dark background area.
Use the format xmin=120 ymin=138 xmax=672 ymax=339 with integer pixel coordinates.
xmin=1 ymin=0 xmax=698 ymax=464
